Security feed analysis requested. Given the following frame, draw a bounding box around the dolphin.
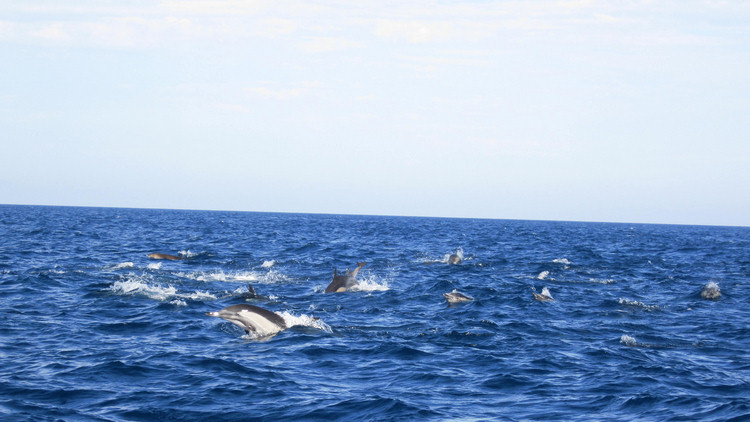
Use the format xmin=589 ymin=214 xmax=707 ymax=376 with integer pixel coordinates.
xmin=443 ymin=290 xmax=472 ymax=304
xmin=701 ymin=282 xmax=721 ymax=300
xmin=205 ymin=304 xmax=287 ymax=336
xmin=325 ymin=262 xmax=366 ymax=293
xmin=533 ymin=287 xmax=554 ymax=302
xmin=448 ymin=254 xmax=462 ymax=265
xmin=148 ymin=253 xmax=183 ymax=261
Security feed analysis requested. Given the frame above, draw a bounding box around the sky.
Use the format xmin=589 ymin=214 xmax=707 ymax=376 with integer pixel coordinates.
xmin=1 ymin=1 xmax=749 ymax=226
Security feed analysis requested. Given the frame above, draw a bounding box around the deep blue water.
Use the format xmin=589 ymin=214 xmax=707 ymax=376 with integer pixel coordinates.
xmin=1 ymin=205 xmax=749 ymax=421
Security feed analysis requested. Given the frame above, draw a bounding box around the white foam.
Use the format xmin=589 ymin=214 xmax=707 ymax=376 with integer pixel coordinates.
xmin=553 ymin=258 xmax=571 ymax=265
xmin=110 ymin=274 xmax=216 ymax=302
xmin=278 ymin=311 xmax=333 ymax=334
xmin=620 ymin=334 xmax=638 ymax=347
xmin=537 ymin=271 xmax=550 ymax=280
xmin=261 ymin=269 xmax=291 ymax=284
xmin=110 ymin=277 xmax=177 ymax=301
xmin=618 ymin=298 xmax=659 ymax=311
xmin=540 ymin=287 xmax=553 ymax=299
xmin=590 ymin=278 xmax=615 ymax=284
xmin=178 ymin=270 xmax=260 ymax=283
xmin=350 ymin=275 xmax=390 ymax=292
xmin=109 ymin=262 xmax=134 ymax=270
xmin=178 ymin=250 xmax=199 ymax=258
xmin=147 ymin=262 xmax=162 ymax=270
xmin=261 ymin=260 xmax=275 ymax=268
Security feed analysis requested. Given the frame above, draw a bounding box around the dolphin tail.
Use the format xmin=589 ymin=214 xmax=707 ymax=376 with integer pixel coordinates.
xmin=348 ymin=262 xmax=367 ymax=278
xmin=248 ymin=284 xmax=256 ymax=296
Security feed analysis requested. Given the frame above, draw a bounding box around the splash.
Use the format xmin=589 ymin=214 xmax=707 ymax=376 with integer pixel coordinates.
xmin=537 ymin=271 xmax=550 ymax=280
xmin=147 ymin=262 xmax=162 ymax=270
xmin=110 ymin=274 xmax=216 ymax=302
xmin=553 ymin=258 xmax=571 ymax=265
xmin=701 ymin=282 xmax=721 ymax=300
xmin=350 ymin=275 xmax=389 ymax=292
xmin=178 ymin=250 xmax=199 ymax=258
xmin=261 ymin=260 xmax=275 ymax=268
xmin=278 ymin=311 xmax=333 ymax=334
xmin=620 ymin=334 xmax=638 ymax=347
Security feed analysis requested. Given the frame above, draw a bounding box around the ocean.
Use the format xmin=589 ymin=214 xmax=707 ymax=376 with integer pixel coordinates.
xmin=1 ymin=205 xmax=748 ymax=421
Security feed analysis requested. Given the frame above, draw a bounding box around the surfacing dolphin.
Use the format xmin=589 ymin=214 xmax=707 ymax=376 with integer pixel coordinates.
xmin=533 ymin=287 xmax=554 ymax=302
xmin=448 ymin=254 xmax=462 ymax=265
xmin=701 ymin=282 xmax=721 ymax=300
xmin=325 ymin=262 xmax=366 ymax=293
xmin=205 ymin=304 xmax=287 ymax=336
xmin=444 ymin=290 xmax=472 ymax=304
xmin=148 ymin=253 xmax=183 ymax=261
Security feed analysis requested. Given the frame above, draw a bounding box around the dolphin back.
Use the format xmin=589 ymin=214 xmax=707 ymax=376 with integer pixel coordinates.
xmin=220 ymin=304 xmax=287 ymax=328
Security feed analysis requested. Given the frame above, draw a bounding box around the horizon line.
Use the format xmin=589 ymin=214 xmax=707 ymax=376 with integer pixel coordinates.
xmin=2 ymin=202 xmax=747 ymax=229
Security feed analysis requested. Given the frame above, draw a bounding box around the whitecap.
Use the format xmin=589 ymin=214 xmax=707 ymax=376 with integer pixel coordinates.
xmin=553 ymin=258 xmax=571 ymax=265
xmin=179 ymin=270 xmax=260 ymax=283
xmin=147 ymin=262 xmax=162 ymax=270
xmin=618 ymin=298 xmax=659 ymax=311
xmin=261 ymin=260 xmax=275 ymax=268
xmin=590 ymin=278 xmax=615 ymax=284
xmin=108 ymin=262 xmax=134 ymax=270
xmin=537 ymin=271 xmax=550 ymax=280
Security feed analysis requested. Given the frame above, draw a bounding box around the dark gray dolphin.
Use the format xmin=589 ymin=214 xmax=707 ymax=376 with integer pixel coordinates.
xmin=325 ymin=262 xmax=366 ymax=293
xmin=448 ymin=254 xmax=462 ymax=264
xmin=148 ymin=253 xmax=183 ymax=261
xmin=205 ymin=304 xmax=287 ymax=335
xmin=443 ymin=290 xmax=472 ymax=303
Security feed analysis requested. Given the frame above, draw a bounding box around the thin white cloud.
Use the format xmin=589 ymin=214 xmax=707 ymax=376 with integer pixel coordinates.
xmin=244 ymin=82 xmax=320 ymax=100
xmin=299 ymin=36 xmax=361 ymax=53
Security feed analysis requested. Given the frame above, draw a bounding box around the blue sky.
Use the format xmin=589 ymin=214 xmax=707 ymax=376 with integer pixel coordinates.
xmin=1 ymin=1 xmax=749 ymax=226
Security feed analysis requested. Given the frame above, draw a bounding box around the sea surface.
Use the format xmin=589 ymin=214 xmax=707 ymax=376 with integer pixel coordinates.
xmin=1 ymin=205 xmax=749 ymax=421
